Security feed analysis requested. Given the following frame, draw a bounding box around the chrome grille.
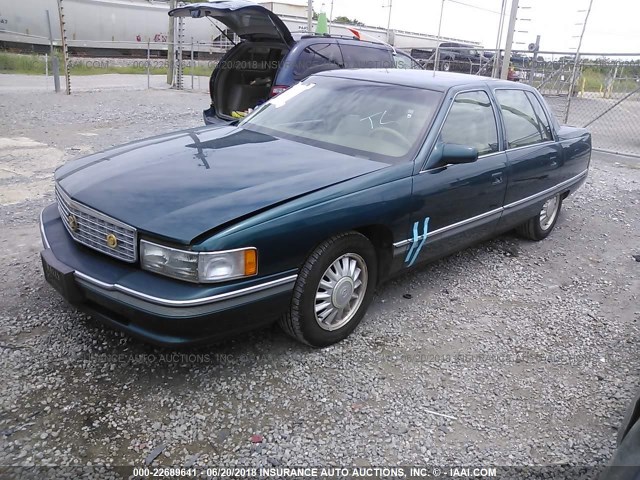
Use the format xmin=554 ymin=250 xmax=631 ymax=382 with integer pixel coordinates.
xmin=55 ymin=186 xmax=138 ymax=263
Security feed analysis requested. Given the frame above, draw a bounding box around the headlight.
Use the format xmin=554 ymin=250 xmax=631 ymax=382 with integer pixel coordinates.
xmin=140 ymin=240 xmax=257 ymax=283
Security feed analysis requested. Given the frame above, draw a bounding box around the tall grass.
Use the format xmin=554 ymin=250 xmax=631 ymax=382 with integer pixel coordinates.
xmin=0 ymin=51 xmax=211 ymax=76
xmin=0 ymin=52 xmax=47 ymax=74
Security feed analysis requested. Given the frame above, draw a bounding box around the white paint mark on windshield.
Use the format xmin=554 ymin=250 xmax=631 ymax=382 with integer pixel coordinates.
xmin=269 ymin=82 xmax=316 ymax=109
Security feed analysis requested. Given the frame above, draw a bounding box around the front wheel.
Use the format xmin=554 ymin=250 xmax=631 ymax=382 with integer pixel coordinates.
xmin=279 ymin=232 xmax=377 ymax=347
xmin=516 ymin=193 xmax=563 ymax=240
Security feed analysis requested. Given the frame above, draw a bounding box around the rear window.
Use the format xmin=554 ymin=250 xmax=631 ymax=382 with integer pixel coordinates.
xmin=495 ymin=89 xmax=553 ymax=148
xmin=240 ymin=76 xmax=442 ymax=163
xmin=292 ymin=43 xmax=344 ymax=81
xmin=341 ymin=44 xmax=394 ymax=69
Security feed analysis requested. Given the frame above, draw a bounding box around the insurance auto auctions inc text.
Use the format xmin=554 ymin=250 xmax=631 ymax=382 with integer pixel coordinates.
xmin=254 ymin=466 xmax=497 ymax=478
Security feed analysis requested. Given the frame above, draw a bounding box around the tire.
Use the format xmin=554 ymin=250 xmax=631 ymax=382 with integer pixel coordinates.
xmin=441 ymin=60 xmax=451 ymax=72
xmin=516 ymin=194 xmax=563 ymax=241
xmin=279 ymin=232 xmax=377 ymax=347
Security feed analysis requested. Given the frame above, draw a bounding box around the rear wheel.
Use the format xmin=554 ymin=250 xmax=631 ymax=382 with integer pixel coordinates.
xmin=516 ymin=194 xmax=563 ymax=240
xmin=441 ymin=59 xmax=451 ymax=71
xmin=279 ymin=232 xmax=377 ymax=347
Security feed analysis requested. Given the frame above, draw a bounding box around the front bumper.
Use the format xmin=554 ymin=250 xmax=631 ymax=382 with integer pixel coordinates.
xmin=40 ymin=204 xmax=296 ymax=346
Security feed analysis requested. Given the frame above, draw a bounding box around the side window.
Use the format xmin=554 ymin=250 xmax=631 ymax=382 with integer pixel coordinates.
xmin=394 ymin=52 xmax=422 ymax=70
xmin=292 ymin=43 xmax=343 ymax=81
xmin=394 ymin=54 xmax=410 ymax=69
xmin=439 ymin=91 xmax=499 ymax=156
xmin=341 ymin=44 xmax=394 ymax=69
xmin=495 ymin=89 xmax=551 ymax=148
xmin=525 ymin=91 xmax=553 ymax=141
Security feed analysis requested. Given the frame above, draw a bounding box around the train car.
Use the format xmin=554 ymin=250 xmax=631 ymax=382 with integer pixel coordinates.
xmin=0 ymin=0 xmax=479 ymax=57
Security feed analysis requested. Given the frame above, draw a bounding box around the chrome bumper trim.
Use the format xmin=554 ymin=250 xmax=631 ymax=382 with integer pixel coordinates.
xmin=40 ymin=208 xmax=50 ymax=249
xmin=73 ymin=271 xmax=298 ymax=307
xmin=502 ymin=169 xmax=588 ymax=210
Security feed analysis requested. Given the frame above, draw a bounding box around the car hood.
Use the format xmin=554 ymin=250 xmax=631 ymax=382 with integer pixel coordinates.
xmin=55 ymin=127 xmax=388 ymax=244
xmin=168 ymin=0 xmax=294 ymax=45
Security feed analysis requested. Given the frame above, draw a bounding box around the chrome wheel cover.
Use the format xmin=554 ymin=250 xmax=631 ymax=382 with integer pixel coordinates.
xmin=314 ymin=253 xmax=368 ymax=331
xmin=539 ymin=195 xmax=560 ymax=231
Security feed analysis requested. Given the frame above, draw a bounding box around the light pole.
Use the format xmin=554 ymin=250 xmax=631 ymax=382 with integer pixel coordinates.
xmin=564 ymin=0 xmax=594 ymax=123
xmin=434 ymin=0 xmax=445 ymax=73
xmin=329 ymin=0 xmax=334 ymax=33
xmin=380 ymin=0 xmax=394 ymax=44
xmin=385 ymin=0 xmax=393 ymax=44
xmin=307 ymin=0 xmax=313 ymax=32
xmin=492 ymin=0 xmax=507 ymax=78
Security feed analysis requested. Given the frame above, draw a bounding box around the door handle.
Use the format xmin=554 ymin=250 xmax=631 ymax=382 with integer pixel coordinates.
xmin=491 ymin=172 xmax=503 ymax=185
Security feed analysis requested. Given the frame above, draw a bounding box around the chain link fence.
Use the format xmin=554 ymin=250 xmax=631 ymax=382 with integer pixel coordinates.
xmin=413 ymin=48 xmax=640 ymax=157
xmin=3 ymin=40 xmax=639 ymax=157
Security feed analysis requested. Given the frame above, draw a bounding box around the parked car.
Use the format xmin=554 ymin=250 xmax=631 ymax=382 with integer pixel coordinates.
xmin=437 ymin=42 xmax=487 ymax=73
xmin=40 ymin=70 xmax=591 ymax=348
xmin=409 ymin=47 xmax=435 ymax=67
xmin=507 ymin=66 xmax=521 ymax=82
xmin=168 ymin=0 xmax=395 ymax=125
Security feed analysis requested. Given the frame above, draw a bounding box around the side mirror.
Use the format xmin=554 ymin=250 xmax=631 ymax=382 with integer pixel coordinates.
xmin=441 ymin=143 xmax=478 ymax=165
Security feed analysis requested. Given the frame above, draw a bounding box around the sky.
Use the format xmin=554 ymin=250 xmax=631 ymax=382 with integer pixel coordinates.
xmin=310 ymin=0 xmax=640 ymax=53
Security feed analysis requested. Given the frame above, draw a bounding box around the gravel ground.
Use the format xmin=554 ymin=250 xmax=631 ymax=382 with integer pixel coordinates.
xmin=0 ymin=82 xmax=639 ymax=477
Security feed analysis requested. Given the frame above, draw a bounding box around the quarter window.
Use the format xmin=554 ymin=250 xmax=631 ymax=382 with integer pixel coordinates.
xmin=495 ymin=89 xmax=552 ymax=148
xmin=439 ymin=91 xmax=499 ymax=156
xmin=340 ymin=44 xmax=394 ymax=69
xmin=525 ymin=91 xmax=553 ymax=141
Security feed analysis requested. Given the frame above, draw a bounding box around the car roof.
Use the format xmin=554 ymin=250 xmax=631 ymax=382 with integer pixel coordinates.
xmin=314 ymin=69 xmax=524 ymax=92
xmin=291 ymin=32 xmax=393 ymax=50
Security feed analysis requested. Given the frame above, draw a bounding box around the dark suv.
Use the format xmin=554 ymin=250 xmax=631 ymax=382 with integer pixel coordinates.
xmin=170 ymin=1 xmax=396 ymax=124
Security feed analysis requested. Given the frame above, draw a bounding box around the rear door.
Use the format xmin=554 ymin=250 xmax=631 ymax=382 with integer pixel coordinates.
xmin=168 ymin=1 xmax=294 ymax=45
xmin=493 ymin=88 xmax=563 ymax=224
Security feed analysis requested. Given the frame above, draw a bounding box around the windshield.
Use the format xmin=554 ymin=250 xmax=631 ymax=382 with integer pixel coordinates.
xmin=239 ymin=76 xmax=442 ymax=162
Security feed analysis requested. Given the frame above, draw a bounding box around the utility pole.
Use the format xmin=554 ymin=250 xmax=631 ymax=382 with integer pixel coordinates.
xmin=307 ymin=0 xmax=313 ymax=32
xmin=167 ymin=0 xmax=176 ymax=85
xmin=500 ymin=0 xmax=519 ymax=80
xmin=564 ymin=0 xmax=594 ymax=123
xmin=45 ymin=9 xmax=61 ymax=93
xmin=434 ymin=0 xmax=445 ymax=74
xmin=56 ymin=0 xmax=71 ymax=95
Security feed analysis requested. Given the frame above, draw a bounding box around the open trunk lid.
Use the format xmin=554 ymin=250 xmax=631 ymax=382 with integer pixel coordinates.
xmin=169 ymin=0 xmax=294 ymax=45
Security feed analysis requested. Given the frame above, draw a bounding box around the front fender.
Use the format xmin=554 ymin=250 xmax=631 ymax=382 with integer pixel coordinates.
xmin=194 ymin=164 xmax=415 ymax=278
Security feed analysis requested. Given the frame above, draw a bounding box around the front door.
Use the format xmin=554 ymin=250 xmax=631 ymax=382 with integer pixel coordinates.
xmin=402 ymin=90 xmax=508 ymax=266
